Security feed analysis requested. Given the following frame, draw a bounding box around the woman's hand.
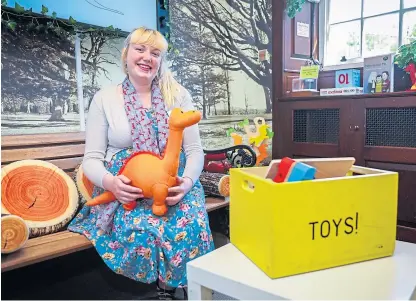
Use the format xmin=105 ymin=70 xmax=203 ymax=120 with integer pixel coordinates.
xmin=166 ymin=176 xmax=193 ymax=206
xmin=103 ymin=174 xmax=143 ymax=205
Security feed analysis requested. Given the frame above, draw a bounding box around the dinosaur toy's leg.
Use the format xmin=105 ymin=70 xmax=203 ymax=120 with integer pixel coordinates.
xmin=123 ymin=202 xmax=137 ymax=211
xmin=151 ymin=183 xmax=169 ymax=216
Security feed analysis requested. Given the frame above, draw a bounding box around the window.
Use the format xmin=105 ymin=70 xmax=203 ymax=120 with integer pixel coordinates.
xmin=320 ymin=0 xmax=416 ymax=68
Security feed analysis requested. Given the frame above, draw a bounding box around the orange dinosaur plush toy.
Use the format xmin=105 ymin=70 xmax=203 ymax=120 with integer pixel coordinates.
xmin=85 ymin=108 xmax=202 ymax=216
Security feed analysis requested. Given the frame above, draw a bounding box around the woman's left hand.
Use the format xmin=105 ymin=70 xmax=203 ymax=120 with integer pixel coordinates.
xmin=166 ymin=176 xmax=193 ymax=206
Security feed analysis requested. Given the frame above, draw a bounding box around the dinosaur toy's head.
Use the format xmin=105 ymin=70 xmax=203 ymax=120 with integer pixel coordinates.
xmin=169 ymin=108 xmax=202 ymax=130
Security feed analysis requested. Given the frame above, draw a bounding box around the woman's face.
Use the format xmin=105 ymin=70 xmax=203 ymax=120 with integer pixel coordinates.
xmin=126 ymin=43 xmax=162 ymax=84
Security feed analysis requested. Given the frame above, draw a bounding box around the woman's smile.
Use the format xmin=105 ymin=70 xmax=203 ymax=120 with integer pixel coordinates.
xmin=137 ymin=63 xmax=152 ymax=73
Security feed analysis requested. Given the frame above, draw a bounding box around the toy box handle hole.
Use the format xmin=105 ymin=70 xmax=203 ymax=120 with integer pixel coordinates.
xmin=242 ymin=180 xmax=255 ymax=192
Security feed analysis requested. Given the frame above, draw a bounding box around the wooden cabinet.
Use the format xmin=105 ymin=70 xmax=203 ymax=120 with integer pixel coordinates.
xmin=273 ymin=93 xmax=416 ymax=243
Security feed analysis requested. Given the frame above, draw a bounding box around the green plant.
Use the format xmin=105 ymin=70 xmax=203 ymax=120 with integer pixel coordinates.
xmin=286 ymin=0 xmax=307 ymax=18
xmin=394 ymin=40 xmax=416 ymax=69
xmin=1 ymin=0 xmax=122 ymax=39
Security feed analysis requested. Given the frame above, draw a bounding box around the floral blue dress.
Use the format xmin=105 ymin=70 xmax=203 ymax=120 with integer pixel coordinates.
xmin=68 ymin=110 xmax=215 ymax=288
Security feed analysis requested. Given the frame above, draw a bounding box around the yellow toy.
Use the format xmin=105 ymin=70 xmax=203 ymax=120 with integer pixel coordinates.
xmin=245 ymin=117 xmax=269 ymax=147
xmin=226 ymin=117 xmax=273 ymax=166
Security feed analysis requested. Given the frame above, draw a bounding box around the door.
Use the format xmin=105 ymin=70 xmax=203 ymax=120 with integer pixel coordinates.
xmin=276 ymin=99 xmax=351 ymax=159
xmin=351 ymin=95 xmax=416 ymax=242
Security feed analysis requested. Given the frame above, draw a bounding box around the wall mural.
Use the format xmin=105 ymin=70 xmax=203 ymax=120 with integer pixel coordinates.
xmin=1 ymin=0 xmax=273 ymax=164
xmin=168 ymin=0 xmax=273 ymax=163
xmin=1 ymin=15 xmax=78 ymax=134
xmin=1 ymin=0 xmax=155 ymax=135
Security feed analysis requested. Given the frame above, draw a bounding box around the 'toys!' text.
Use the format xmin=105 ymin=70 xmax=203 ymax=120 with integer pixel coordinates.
xmin=309 ymin=212 xmax=359 ymax=240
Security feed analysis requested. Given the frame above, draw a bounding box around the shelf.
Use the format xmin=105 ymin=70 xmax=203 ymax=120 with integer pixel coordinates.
xmin=279 ymin=91 xmax=416 ymax=102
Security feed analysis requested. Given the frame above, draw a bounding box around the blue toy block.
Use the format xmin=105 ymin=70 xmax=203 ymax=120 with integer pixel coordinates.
xmin=286 ymin=162 xmax=316 ymax=182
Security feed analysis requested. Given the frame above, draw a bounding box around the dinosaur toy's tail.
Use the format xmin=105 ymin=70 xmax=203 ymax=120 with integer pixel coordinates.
xmin=86 ymin=191 xmax=116 ymax=206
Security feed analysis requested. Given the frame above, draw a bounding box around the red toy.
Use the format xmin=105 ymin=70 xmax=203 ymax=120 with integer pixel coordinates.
xmin=203 ymin=153 xmax=232 ymax=173
xmin=273 ymin=157 xmax=296 ymax=183
xmin=404 ymin=63 xmax=416 ymax=91
xmin=272 ymin=157 xmax=316 ymax=183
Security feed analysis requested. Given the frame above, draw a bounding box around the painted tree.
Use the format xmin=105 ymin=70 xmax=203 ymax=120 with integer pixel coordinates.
xmin=204 ymin=70 xmax=227 ymax=115
xmin=80 ymin=29 xmax=123 ymax=107
xmin=170 ymin=0 xmax=272 ymax=113
xmin=222 ymin=65 xmax=233 ymax=115
xmin=167 ymin=13 xmax=203 ymax=111
xmin=1 ymin=10 xmax=76 ymax=120
xmin=1 ymin=3 xmax=124 ymax=122
xmin=169 ymin=0 xmax=233 ymax=118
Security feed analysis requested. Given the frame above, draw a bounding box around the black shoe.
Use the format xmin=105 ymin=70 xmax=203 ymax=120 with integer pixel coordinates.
xmin=156 ymin=282 xmax=177 ymax=300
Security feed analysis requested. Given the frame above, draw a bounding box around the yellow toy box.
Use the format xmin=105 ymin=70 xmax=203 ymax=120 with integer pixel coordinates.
xmin=229 ymin=158 xmax=398 ymax=279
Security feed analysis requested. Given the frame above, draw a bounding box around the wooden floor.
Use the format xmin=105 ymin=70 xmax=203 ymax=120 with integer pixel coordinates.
xmin=1 ymin=231 xmax=234 ymax=300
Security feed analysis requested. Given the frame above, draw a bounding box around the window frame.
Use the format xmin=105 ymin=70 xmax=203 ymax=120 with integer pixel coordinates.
xmin=319 ymin=0 xmax=416 ymax=71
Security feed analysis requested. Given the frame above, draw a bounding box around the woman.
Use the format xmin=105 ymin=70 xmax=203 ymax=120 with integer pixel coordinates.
xmin=68 ymin=27 xmax=215 ymax=300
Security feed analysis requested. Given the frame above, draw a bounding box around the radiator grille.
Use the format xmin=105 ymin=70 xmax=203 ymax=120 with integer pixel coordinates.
xmin=293 ymin=109 xmax=339 ymax=144
xmin=366 ymin=107 xmax=416 ymax=148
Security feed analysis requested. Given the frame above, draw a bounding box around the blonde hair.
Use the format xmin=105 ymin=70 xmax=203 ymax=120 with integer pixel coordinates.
xmin=121 ymin=27 xmax=180 ymax=107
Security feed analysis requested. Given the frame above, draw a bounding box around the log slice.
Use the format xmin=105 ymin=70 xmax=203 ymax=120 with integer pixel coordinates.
xmin=1 ymin=215 xmax=29 ymax=254
xmin=1 ymin=160 xmax=79 ymax=238
xmin=73 ymin=163 xmax=94 ymax=203
xmin=200 ymin=172 xmax=230 ymax=197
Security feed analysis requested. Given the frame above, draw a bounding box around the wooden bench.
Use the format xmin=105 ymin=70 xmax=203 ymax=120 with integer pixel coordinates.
xmin=1 ymin=132 xmax=232 ymax=272
xmin=1 ymin=198 xmax=229 ymax=272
